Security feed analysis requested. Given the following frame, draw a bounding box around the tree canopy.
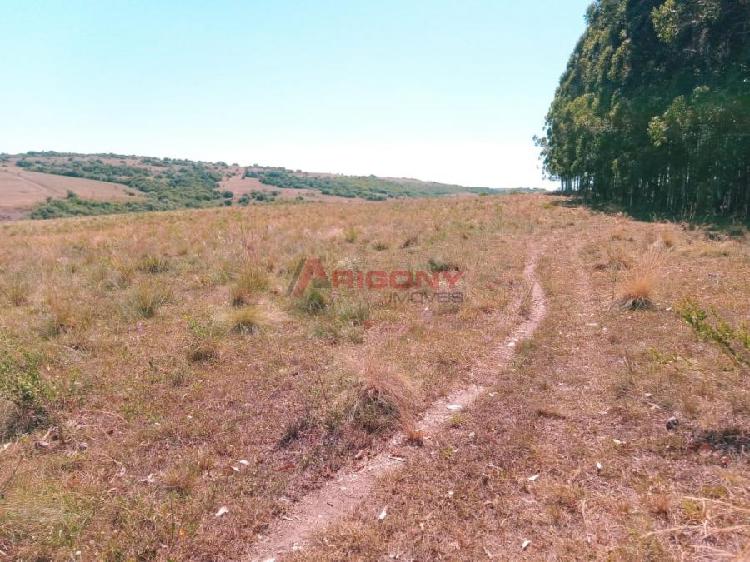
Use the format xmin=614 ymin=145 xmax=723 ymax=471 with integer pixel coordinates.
xmin=540 ymin=0 xmax=750 ymax=219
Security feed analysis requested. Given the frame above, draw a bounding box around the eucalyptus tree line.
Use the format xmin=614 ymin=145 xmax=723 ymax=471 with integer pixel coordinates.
xmin=540 ymin=0 xmax=750 ymax=219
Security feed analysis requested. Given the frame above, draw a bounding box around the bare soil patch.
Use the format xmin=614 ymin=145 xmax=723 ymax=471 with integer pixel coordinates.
xmin=0 ymin=165 xmax=140 ymax=216
xmin=220 ymin=170 xmax=349 ymax=203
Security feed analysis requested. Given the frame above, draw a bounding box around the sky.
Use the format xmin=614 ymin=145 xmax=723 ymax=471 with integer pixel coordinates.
xmin=1 ymin=0 xmax=591 ymax=189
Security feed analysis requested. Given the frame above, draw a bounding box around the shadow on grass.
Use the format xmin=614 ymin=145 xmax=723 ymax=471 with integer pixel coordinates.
xmin=543 ymin=192 xmax=749 ymax=237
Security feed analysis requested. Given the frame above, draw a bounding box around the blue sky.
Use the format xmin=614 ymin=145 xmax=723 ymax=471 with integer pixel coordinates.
xmin=1 ymin=0 xmax=591 ymax=188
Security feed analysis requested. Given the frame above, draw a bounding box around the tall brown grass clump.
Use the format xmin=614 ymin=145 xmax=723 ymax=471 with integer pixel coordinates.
xmin=104 ymin=257 xmax=135 ymax=290
xmin=619 ymin=274 xmax=654 ymax=310
xmin=617 ymin=250 xmax=661 ymax=310
xmin=229 ymin=266 xmax=269 ymax=307
xmin=136 ymin=254 xmax=170 ymax=274
xmin=130 ymin=282 xmax=173 ymax=318
xmin=344 ymin=226 xmax=358 ymax=243
xmin=659 ymin=229 xmax=677 ymax=249
xmin=1 ymin=273 xmax=31 ymax=306
xmin=228 ymin=306 xmax=264 ymax=335
xmin=347 ymin=361 xmax=417 ymax=434
xmin=40 ymin=293 xmax=92 ymax=337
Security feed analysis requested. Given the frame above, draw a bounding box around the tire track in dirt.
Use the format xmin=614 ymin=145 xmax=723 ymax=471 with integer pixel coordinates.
xmin=246 ymin=246 xmax=548 ymax=561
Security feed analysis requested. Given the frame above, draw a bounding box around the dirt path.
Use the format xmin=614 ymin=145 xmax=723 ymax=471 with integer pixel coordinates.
xmin=246 ymin=246 xmax=548 ymax=561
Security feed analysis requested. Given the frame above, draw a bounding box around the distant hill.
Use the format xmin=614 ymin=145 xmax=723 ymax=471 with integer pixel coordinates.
xmin=1 ymin=151 xmax=540 ymax=219
xmin=243 ymin=167 xmax=494 ymax=200
xmin=5 ymin=152 xmax=227 ymax=219
xmin=0 ymin=164 xmax=142 ymax=220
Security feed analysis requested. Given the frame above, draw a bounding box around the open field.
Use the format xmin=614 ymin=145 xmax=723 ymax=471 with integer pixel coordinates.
xmin=0 ymin=195 xmax=749 ymax=560
xmin=2 ymin=153 xmax=497 ymax=220
xmin=219 ymin=168 xmax=351 ymax=203
xmin=0 ymin=165 xmax=140 ymax=219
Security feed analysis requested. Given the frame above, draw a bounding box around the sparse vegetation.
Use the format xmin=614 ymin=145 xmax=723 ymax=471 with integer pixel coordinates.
xmin=295 ymin=287 xmax=329 ymax=315
xmin=677 ymin=298 xmax=750 ymax=365
xmin=0 ymin=334 xmax=50 ymax=439
xmin=20 ymin=153 xmax=225 ymax=218
xmin=130 ymin=282 xmax=173 ymax=318
xmin=1 ymin=273 xmax=30 ymax=306
xmin=228 ymin=306 xmax=263 ymax=334
xmin=250 ymin=168 xmax=493 ymax=199
xmin=229 ymin=266 xmax=269 ymax=306
xmin=618 ymin=274 xmax=654 ymax=310
xmin=0 ymin=195 xmax=748 ymax=560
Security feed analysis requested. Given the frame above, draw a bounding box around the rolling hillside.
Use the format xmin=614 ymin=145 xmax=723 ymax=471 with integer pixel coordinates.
xmin=0 ymin=164 xmax=141 ymax=220
xmin=0 ymin=152 xmax=516 ymax=219
xmin=1 ymin=152 xmax=538 ymax=220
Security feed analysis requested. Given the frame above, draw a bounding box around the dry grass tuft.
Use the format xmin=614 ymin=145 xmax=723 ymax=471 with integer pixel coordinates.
xmin=277 ymin=415 xmax=312 ymax=448
xmin=104 ymin=258 xmax=135 ymax=290
xmin=404 ymin=427 xmax=424 ymax=446
xmin=136 ymin=254 xmax=170 ymax=274
xmin=185 ymin=318 xmax=222 ymax=362
xmin=648 ymin=493 xmax=672 ymax=519
xmin=130 ymin=282 xmax=173 ymax=318
xmin=186 ymin=341 xmax=218 ymax=363
xmin=660 ymin=229 xmax=677 ymax=249
xmin=617 ymin=250 xmax=662 ymax=310
xmin=161 ymin=464 xmax=199 ymax=496
xmin=400 ymin=235 xmax=419 ymax=249
xmin=228 ymin=306 xmax=264 ymax=335
xmin=343 ymin=226 xmax=358 ymax=243
xmin=1 ymin=273 xmax=31 ymax=306
xmin=229 ymin=266 xmax=269 ymax=307
xmin=347 ymin=362 xmax=417 ymax=434
xmin=295 ymin=287 xmax=328 ymax=315
xmin=40 ymin=294 xmax=91 ymax=337
xmin=535 ymin=406 xmax=567 ymax=420
xmin=618 ymin=274 xmax=655 ymax=310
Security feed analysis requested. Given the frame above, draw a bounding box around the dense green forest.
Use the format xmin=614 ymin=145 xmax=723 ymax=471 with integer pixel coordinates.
xmin=249 ymin=169 xmax=494 ymax=199
xmin=540 ymin=0 xmax=750 ymax=219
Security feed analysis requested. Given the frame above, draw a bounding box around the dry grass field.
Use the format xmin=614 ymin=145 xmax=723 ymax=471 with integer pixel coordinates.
xmin=0 ymin=165 xmax=140 ymax=218
xmin=219 ymin=168 xmax=349 ymax=203
xmin=0 ymin=195 xmax=749 ymax=561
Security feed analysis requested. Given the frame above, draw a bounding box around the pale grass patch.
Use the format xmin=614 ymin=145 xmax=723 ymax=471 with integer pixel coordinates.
xmin=136 ymin=254 xmax=170 ymax=274
xmin=40 ymin=292 xmax=93 ymax=337
xmin=1 ymin=272 xmax=31 ymax=306
xmin=130 ymin=282 xmax=173 ymax=318
xmin=659 ymin=228 xmax=677 ymax=249
xmin=0 ymin=477 xmax=92 ymax=555
xmin=229 ymin=265 xmax=269 ymax=306
xmin=228 ymin=306 xmax=264 ymax=334
xmin=347 ymin=360 xmax=418 ymax=435
xmin=647 ymin=493 xmax=672 ymax=519
xmin=343 ymin=226 xmax=358 ymax=243
xmin=617 ymin=249 xmax=663 ymax=310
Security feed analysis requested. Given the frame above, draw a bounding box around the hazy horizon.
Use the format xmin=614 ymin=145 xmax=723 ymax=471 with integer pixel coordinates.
xmin=2 ymin=1 xmax=591 ymax=189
